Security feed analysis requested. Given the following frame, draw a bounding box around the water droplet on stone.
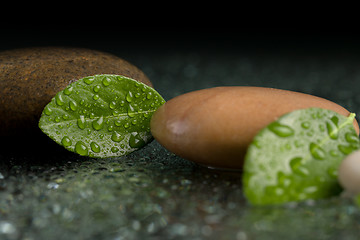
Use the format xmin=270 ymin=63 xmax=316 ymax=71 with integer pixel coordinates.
xmin=75 ymin=141 xmax=88 ymax=156
xmin=309 ymin=142 xmax=326 ymax=160
xmin=111 ymin=131 xmax=124 ymax=142
xmin=61 ymin=136 xmax=72 ymax=147
xmin=77 ymin=115 xmax=86 ymax=129
xmin=84 ymin=76 xmax=95 ymax=85
xmin=90 ymin=142 xmax=101 ymax=153
xmin=69 ymin=100 xmax=78 ymax=111
xmin=102 ymin=76 xmax=111 ymax=86
xmin=92 ymin=116 xmax=104 ymax=130
xmin=129 ymin=132 xmax=146 ymax=148
xmin=268 ymin=122 xmax=294 ymax=137
xmin=126 ymin=91 xmax=134 ymax=102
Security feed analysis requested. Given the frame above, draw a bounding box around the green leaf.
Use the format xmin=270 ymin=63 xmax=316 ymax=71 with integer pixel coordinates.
xmin=243 ymin=108 xmax=360 ymax=205
xmin=39 ymin=74 xmax=165 ymax=158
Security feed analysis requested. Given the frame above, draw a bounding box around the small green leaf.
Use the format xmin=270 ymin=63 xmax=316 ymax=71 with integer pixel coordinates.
xmin=39 ymin=74 xmax=165 ymax=158
xmin=243 ymin=108 xmax=360 ymax=205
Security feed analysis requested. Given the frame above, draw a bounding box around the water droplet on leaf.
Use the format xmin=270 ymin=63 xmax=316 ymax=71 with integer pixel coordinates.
xmin=309 ymin=142 xmax=326 ymax=160
xmin=111 ymin=131 xmax=124 ymax=142
xmin=77 ymin=115 xmax=86 ymax=129
xmin=268 ymin=122 xmax=294 ymax=137
xmin=90 ymin=142 xmax=101 ymax=153
xmin=129 ymin=132 xmax=146 ymax=148
xmin=61 ymin=136 xmax=72 ymax=147
xmin=92 ymin=116 xmax=104 ymax=130
xmin=75 ymin=141 xmax=88 ymax=156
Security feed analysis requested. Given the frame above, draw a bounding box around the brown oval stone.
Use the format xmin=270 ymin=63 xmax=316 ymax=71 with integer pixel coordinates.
xmin=0 ymin=47 xmax=152 ymax=137
xmin=151 ymin=87 xmax=359 ymax=169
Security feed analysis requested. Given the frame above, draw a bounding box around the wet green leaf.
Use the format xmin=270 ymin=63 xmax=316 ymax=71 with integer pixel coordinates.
xmin=39 ymin=74 xmax=165 ymax=158
xmin=243 ymin=108 xmax=359 ymax=205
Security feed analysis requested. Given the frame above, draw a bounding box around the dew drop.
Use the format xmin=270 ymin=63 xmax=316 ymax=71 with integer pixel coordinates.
xmin=92 ymin=116 xmax=104 ymax=130
xmin=268 ymin=122 xmax=294 ymax=137
xmin=64 ymin=86 xmax=74 ymax=95
xmin=44 ymin=106 xmax=53 ymax=116
xmin=146 ymin=91 xmax=153 ymax=100
xmin=338 ymin=144 xmax=354 ymax=155
xmin=69 ymin=100 xmax=78 ymax=111
xmin=77 ymin=115 xmax=86 ymax=130
xmin=127 ymin=104 xmax=136 ymax=118
xmin=61 ymin=136 xmax=72 ymax=147
xmin=111 ymin=131 xmax=124 ymax=142
xmin=309 ymin=142 xmax=326 ymax=160
xmin=93 ymin=94 xmax=100 ymax=100
xmin=115 ymin=119 xmax=122 ymax=126
xmin=289 ymin=157 xmax=309 ymax=176
xmin=90 ymin=142 xmax=101 ymax=153
xmin=75 ymin=141 xmax=88 ymax=156
xmin=129 ymin=132 xmax=146 ymax=148
xmin=326 ymin=116 xmax=339 ymax=140
xmin=111 ymin=147 xmax=119 ymax=153
xmin=109 ymin=101 xmax=116 ymax=109
xmin=102 ymin=76 xmax=111 ymax=86
xmin=345 ymin=132 xmax=359 ymax=143
xmin=301 ymin=121 xmax=311 ymax=129
xmin=126 ymin=91 xmax=134 ymax=102
xmin=131 ymin=119 xmax=138 ymax=125
xmin=55 ymin=93 xmax=65 ymax=106
xmin=84 ymin=76 xmax=95 ymax=85
xmin=93 ymin=85 xmax=101 ymax=93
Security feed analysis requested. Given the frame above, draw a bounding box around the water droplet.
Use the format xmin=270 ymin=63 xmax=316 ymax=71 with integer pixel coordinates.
xmin=338 ymin=144 xmax=354 ymax=155
xmin=301 ymin=121 xmax=311 ymax=129
xmin=102 ymin=76 xmax=111 ymax=86
xmin=55 ymin=93 xmax=65 ymax=106
xmin=131 ymin=119 xmax=138 ymax=125
xmin=109 ymin=101 xmax=116 ymax=109
xmin=108 ymin=125 xmax=114 ymax=131
xmin=63 ymin=114 xmax=69 ymax=120
xmin=124 ymin=122 xmax=130 ymax=129
xmin=90 ymin=142 xmax=101 ymax=153
xmin=345 ymin=132 xmax=359 ymax=143
xmin=77 ymin=115 xmax=86 ymax=130
xmin=80 ymin=99 xmax=85 ymax=105
xmin=61 ymin=136 xmax=72 ymax=147
xmin=92 ymin=116 xmax=104 ymax=130
xmin=326 ymin=116 xmax=339 ymax=140
xmin=115 ymin=119 xmax=122 ymax=126
xmin=93 ymin=85 xmax=101 ymax=93
xmin=75 ymin=141 xmax=88 ymax=156
xmin=289 ymin=157 xmax=309 ymax=176
xmin=111 ymin=131 xmax=124 ymax=142
xmin=327 ymin=166 xmax=338 ymax=178
xmin=44 ymin=106 xmax=53 ymax=116
xmin=146 ymin=91 xmax=153 ymax=100
xmin=84 ymin=76 xmax=95 ymax=85
xmin=127 ymin=104 xmax=136 ymax=118
xmin=64 ymin=86 xmax=74 ymax=95
xmin=309 ymin=142 xmax=326 ymax=160
xmin=55 ymin=116 xmax=61 ymax=122
xmin=268 ymin=122 xmax=294 ymax=137
xmin=126 ymin=91 xmax=134 ymax=102
xmin=111 ymin=147 xmax=119 ymax=153
xmin=93 ymin=94 xmax=100 ymax=100
xmin=129 ymin=132 xmax=146 ymax=148
xmin=69 ymin=100 xmax=78 ymax=111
